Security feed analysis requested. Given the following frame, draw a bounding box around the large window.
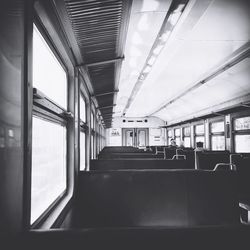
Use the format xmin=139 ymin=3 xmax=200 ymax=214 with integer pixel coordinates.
xmin=31 ymin=117 xmax=66 ymax=224
xmin=210 ymin=121 xmax=225 ymax=150
xmin=194 ymin=124 xmax=205 ymax=146
xmin=183 ymin=126 xmax=191 ymax=147
xmin=33 ymin=25 xmax=67 ymax=109
xmin=31 ymin=25 xmax=68 ymax=224
xmin=233 ymin=116 xmax=250 ymax=153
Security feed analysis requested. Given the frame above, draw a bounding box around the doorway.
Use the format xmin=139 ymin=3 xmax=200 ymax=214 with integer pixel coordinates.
xmin=122 ymin=128 xmax=149 ymax=147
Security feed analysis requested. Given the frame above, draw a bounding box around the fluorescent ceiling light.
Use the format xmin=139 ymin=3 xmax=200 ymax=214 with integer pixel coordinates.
xmin=143 ymin=65 xmax=151 ymax=73
xmin=174 ymin=4 xmax=186 ymax=13
xmin=169 ymin=12 xmax=182 ymax=26
xmin=148 ymin=56 xmax=157 ymax=66
xmin=159 ymin=31 xmax=171 ymax=42
xmin=153 ymin=44 xmax=164 ymax=55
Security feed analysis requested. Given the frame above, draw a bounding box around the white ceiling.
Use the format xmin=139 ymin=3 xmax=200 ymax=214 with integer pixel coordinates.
xmin=115 ymin=0 xmax=250 ymax=123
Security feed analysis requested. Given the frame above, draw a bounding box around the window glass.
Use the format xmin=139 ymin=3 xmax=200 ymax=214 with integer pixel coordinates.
xmin=235 ymin=135 xmax=250 ymax=153
xmin=175 ymin=128 xmax=180 ymax=137
xmin=80 ymin=132 xmax=85 ymax=170
xmin=167 ymin=130 xmax=172 ymax=137
xmin=211 ymin=121 xmax=224 ymax=133
xmin=211 ymin=136 xmax=225 ymax=150
xmin=184 ymin=137 xmax=191 ymax=147
xmin=195 ymin=136 xmax=205 ymax=144
xmin=195 ymin=124 xmax=204 ymax=134
xmin=80 ymin=94 xmax=86 ymax=122
xmin=33 ymin=25 xmax=67 ymax=109
xmin=183 ymin=127 xmax=190 ymax=136
xmin=175 ymin=137 xmax=180 ymax=146
xmin=91 ymin=112 xmax=94 ymax=129
xmin=91 ymin=134 xmax=94 ymax=159
xmin=234 ymin=117 xmax=250 ymax=131
xmin=31 ymin=117 xmax=66 ymax=224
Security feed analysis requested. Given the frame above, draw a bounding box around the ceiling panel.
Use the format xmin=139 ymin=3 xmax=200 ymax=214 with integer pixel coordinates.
xmin=120 ymin=0 xmax=249 ymax=121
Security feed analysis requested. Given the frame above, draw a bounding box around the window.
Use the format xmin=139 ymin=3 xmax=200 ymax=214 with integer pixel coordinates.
xmin=210 ymin=121 xmax=225 ymax=150
xmin=33 ymin=25 xmax=67 ymax=109
xmin=79 ymin=93 xmax=86 ymax=170
xmin=80 ymin=132 xmax=86 ymax=170
xmin=80 ymin=94 xmax=86 ymax=122
xmin=233 ymin=116 xmax=250 ymax=153
xmin=167 ymin=130 xmax=172 ymax=145
xmin=194 ymin=124 xmax=205 ymax=146
xmin=91 ymin=111 xmax=94 ymax=130
xmin=91 ymin=134 xmax=94 ymax=159
xmin=183 ymin=126 xmax=191 ymax=147
xmin=31 ymin=24 xmax=68 ymax=224
xmin=31 ymin=117 xmax=66 ymax=224
xmin=174 ymin=128 xmax=181 ymax=146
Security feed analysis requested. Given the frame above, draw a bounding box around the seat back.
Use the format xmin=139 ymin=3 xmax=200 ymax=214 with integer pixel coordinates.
xmin=74 ymin=170 xmax=239 ymax=228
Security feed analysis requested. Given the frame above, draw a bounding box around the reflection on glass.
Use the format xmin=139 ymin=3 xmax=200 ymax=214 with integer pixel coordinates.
xmin=184 ymin=137 xmax=191 ymax=147
xmin=235 ymin=135 xmax=250 ymax=153
xmin=80 ymin=95 xmax=86 ymax=122
xmin=211 ymin=121 xmax=224 ymax=133
xmin=31 ymin=117 xmax=66 ymax=224
xmin=234 ymin=117 xmax=250 ymax=131
xmin=211 ymin=136 xmax=225 ymax=150
xmin=195 ymin=124 xmax=204 ymax=134
xmin=80 ymin=132 xmax=85 ymax=170
xmin=33 ymin=25 xmax=67 ymax=109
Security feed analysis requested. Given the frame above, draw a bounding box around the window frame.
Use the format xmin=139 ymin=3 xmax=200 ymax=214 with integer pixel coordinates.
xmin=31 ymin=21 xmax=70 ymax=228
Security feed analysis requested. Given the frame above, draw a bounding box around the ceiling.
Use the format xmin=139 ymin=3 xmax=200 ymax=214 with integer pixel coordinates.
xmin=55 ymin=0 xmax=133 ymax=128
xmin=115 ymin=0 xmax=250 ymax=125
xmin=55 ymin=0 xmax=250 ymax=128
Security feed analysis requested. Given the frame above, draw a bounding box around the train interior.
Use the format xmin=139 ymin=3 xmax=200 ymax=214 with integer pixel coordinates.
xmin=0 ymin=0 xmax=250 ymax=249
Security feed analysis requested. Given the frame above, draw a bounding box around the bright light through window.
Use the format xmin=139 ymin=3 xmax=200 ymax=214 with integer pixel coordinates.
xmin=80 ymin=94 xmax=86 ymax=122
xmin=31 ymin=117 xmax=67 ymax=224
xmin=80 ymin=132 xmax=86 ymax=170
xmin=235 ymin=135 xmax=250 ymax=153
xmin=33 ymin=25 xmax=67 ymax=109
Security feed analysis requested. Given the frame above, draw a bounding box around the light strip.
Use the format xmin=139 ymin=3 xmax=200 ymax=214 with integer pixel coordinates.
xmin=122 ymin=0 xmax=189 ymax=116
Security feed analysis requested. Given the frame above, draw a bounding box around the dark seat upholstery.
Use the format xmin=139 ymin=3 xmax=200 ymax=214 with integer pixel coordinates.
xmin=196 ymin=151 xmax=230 ymax=170
xmin=73 ymin=170 xmax=239 ymax=228
xmin=90 ymin=159 xmax=193 ymax=170
xmin=98 ymin=152 xmax=164 ymax=159
xmin=231 ymin=154 xmax=250 ymax=204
